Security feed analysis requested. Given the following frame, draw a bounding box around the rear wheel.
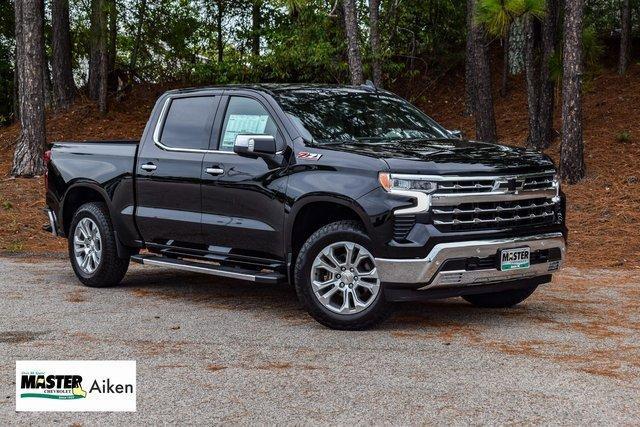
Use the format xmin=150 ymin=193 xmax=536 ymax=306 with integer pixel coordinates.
xmin=68 ymin=202 xmax=129 ymax=287
xmin=294 ymin=221 xmax=392 ymax=330
xmin=462 ymin=285 xmax=538 ymax=308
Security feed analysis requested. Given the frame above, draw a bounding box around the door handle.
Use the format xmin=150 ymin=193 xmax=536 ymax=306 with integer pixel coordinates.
xmin=141 ymin=163 xmax=157 ymax=171
xmin=205 ymin=167 xmax=224 ymax=176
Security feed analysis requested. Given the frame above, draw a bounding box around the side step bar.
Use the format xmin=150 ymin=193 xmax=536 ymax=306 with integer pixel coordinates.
xmin=131 ymin=254 xmax=286 ymax=284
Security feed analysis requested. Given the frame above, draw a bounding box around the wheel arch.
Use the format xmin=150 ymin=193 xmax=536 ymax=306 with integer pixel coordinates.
xmin=60 ymin=182 xmax=112 ymax=237
xmin=286 ymin=194 xmax=372 ymax=263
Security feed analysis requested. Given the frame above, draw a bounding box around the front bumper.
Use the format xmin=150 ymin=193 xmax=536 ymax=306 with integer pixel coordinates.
xmin=375 ymin=232 xmax=565 ymax=290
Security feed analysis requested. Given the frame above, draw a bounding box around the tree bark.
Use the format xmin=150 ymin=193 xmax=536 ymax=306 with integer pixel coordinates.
xmin=51 ymin=0 xmax=76 ymax=109
xmin=12 ymin=0 xmax=47 ymax=177
xmin=560 ymin=0 xmax=586 ymax=183
xmin=369 ymin=0 xmax=382 ymax=87
xmin=500 ymin=33 xmax=509 ymax=97
xmin=464 ymin=0 xmax=475 ymax=116
xmin=129 ymin=0 xmax=147 ymax=73
xmin=524 ymin=15 xmax=541 ymax=148
xmin=107 ymin=0 xmax=117 ymax=72
xmin=469 ymin=0 xmax=497 ymax=142
xmin=217 ymin=1 xmax=224 ymax=62
xmin=251 ymin=0 xmax=261 ymax=56
xmin=343 ymin=0 xmax=364 ymax=85
xmin=90 ymin=0 xmax=108 ymax=112
xmin=618 ymin=0 xmax=631 ymax=75
xmin=538 ymin=0 xmax=559 ymax=148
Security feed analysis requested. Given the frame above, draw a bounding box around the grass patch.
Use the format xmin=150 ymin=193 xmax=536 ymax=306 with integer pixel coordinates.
xmin=616 ymin=131 xmax=632 ymax=143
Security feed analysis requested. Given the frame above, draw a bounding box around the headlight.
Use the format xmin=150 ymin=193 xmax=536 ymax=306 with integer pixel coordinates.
xmin=379 ymin=173 xmax=438 ymax=193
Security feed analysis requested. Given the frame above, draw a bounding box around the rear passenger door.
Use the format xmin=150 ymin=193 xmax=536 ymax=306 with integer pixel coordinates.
xmin=135 ymin=93 xmax=221 ymax=249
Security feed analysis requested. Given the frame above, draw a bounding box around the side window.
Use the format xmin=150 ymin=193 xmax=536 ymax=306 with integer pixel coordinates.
xmin=160 ymin=96 xmax=216 ymax=150
xmin=219 ymin=97 xmax=279 ymax=152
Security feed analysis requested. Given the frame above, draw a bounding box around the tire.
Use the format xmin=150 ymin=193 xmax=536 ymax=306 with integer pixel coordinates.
xmin=294 ymin=220 xmax=392 ymax=330
xmin=462 ymin=284 xmax=538 ymax=308
xmin=68 ymin=202 xmax=129 ymax=288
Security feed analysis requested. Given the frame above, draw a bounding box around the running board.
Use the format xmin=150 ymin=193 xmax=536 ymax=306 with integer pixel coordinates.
xmin=130 ymin=254 xmax=286 ymax=284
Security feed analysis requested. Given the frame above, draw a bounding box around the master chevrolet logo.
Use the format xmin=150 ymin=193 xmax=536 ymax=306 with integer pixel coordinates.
xmin=16 ymin=361 xmax=136 ymax=412
xmin=20 ymin=374 xmax=87 ymax=400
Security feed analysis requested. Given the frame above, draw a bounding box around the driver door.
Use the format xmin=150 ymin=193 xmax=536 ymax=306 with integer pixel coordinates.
xmin=200 ymin=94 xmax=289 ymax=261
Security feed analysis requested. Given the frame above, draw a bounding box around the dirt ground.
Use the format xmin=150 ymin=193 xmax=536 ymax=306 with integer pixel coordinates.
xmin=1 ymin=66 xmax=640 ymax=269
xmin=1 ymin=258 xmax=639 ymax=423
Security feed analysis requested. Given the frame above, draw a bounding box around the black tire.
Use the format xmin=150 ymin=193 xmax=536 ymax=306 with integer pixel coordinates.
xmin=294 ymin=220 xmax=392 ymax=330
xmin=68 ymin=202 xmax=129 ymax=288
xmin=462 ymin=285 xmax=538 ymax=308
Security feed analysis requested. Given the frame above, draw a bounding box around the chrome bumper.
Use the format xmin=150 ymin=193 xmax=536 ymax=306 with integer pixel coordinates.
xmin=45 ymin=208 xmax=59 ymax=236
xmin=375 ymin=232 xmax=565 ymax=290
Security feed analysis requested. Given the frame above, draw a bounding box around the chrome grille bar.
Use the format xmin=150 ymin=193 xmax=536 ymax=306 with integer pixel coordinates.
xmin=433 ymin=211 xmax=554 ymax=226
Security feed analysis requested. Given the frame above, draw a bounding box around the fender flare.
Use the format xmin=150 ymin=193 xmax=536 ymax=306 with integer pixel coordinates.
xmin=284 ymin=193 xmax=373 ymax=254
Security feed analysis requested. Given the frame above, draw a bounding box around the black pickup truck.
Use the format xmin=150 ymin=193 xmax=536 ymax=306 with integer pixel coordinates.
xmin=45 ymin=84 xmax=567 ymax=329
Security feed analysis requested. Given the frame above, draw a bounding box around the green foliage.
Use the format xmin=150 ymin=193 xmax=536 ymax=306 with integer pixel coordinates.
xmin=2 ymin=201 xmax=12 ymax=210
xmin=582 ymin=26 xmax=604 ymax=70
xmin=616 ymin=131 xmax=632 ymax=143
xmin=547 ymin=25 xmax=604 ymax=86
xmin=476 ymin=0 xmax=546 ymax=37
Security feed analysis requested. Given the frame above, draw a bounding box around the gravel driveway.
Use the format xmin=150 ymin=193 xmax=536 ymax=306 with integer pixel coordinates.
xmin=1 ymin=258 xmax=639 ymax=424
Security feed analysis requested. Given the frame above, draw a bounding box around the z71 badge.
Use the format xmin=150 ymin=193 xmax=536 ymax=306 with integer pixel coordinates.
xmin=297 ymin=151 xmax=322 ymax=161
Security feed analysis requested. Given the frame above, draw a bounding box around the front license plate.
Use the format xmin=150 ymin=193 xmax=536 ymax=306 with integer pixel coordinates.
xmin=500 ymin=247 xmax=530 ymax=271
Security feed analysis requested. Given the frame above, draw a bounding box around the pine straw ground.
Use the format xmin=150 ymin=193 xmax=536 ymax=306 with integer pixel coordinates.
xmin=1 ymin=66 xmax=639 ymax=268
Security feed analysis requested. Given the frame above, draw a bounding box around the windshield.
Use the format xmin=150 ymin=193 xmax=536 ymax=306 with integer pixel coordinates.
xmin=274 ymin=89 xmax=450 ymax=144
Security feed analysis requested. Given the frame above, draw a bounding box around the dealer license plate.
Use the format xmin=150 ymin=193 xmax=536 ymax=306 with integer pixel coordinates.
xmin=500 ymin=247 xmax=530 ymax=271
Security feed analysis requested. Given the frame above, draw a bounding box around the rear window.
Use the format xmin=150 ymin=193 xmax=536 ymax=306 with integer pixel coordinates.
xmin=160 ymin=96 xmax=216 ymax=150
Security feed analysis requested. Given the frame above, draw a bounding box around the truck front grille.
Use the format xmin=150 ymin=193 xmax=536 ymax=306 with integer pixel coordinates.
xmin=432 ymin=198 xmax=556 ymax=231
xmin=429 ymin=171 xmax=559 ymax=232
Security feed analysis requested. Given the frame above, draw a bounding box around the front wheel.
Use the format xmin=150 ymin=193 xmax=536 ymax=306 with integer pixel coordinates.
xmin=462 ymin=284 xmax=538 ymax=308
xmin=294 ymin=221 xmax=392 ymax=330
xmin=68 ymin=202 xmax=129 ymax=287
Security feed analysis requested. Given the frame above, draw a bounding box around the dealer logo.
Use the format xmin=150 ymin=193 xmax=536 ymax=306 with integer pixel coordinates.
xmin=20 ymin=373 xmax=87 ymax=400
xmin=16 ymin=361 xmax=136 ymax=412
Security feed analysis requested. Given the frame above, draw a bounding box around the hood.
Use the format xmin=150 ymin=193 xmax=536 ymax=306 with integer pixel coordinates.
xmin=318 ymin=139 xmax=556 ymax=175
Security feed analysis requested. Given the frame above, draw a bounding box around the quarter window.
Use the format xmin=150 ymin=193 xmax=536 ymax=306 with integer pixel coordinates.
xmin=219 ymin=97 xmax=279 ymax=151
xmin=160 ymin=96 xmax=216 ymax=150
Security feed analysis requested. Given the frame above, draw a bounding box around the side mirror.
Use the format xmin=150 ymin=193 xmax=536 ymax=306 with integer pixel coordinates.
xmin=448 ymin=129 xmax=464 ymax=139
xmin=233 ymin=134 xmax=277 ymax=156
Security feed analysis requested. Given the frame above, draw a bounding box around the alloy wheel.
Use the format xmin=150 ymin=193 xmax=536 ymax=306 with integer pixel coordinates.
xmin=310 ymin=241 xmax=380 ymax=314
xmin=73 ymin=218 xmax=102 ymax=274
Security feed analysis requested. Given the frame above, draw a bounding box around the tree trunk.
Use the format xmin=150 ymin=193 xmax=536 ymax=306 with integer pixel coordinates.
xmin=12 ymin=0 xmax=47 ymax=177
xmin=618 ymin=0 xmax=631 ymax=75
xmin=369 ymin=0 xmax=382 ymax=87
xmin=129 ymin=0 xmax=147 ymax=74
xmin=524 ymin=15 xmax=541 ymax=148
xmin=560 ymin=0 xmax=586 ymax=183
xmin=538 ymin=0 xmax=559 ymax=148
xmin=343 ymin=0 xmax=364 ymax=85
xmin=469 ymin=0 xmax=497 ymax=142
xmin=90 ymin=0 xmax=108 ymax=112
xmin=13 ymin=50 xmax=19 ymax=121
xmin=51 ymin=0 xmax=76 ymax=110
xmin=217 ymin=1 xmax=224 ymax=62
xmin=464 ymin=0 xmax=475 ymax=116
xmin=251 ymin=0 xmax=261 ymax=56
xmin=107 ymin=0 xmax=117 ymax=73
xmin=500 ymin=32 xmax=509 ymax=97
xmin=89 ymin=0 xmax=103 ymax=99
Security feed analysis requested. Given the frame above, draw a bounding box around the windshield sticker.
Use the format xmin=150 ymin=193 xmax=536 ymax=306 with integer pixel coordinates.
xmin=297 ymin=151 xmax=322 ymax=161
xmin=221 ymin=114 xmax=269 ymax=150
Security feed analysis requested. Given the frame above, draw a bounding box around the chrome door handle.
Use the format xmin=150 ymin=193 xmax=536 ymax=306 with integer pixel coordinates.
xmin=141 ymin=163 xmax=157 ymax=171
xmin=205 ymin=167 xmax=224 ymax=176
